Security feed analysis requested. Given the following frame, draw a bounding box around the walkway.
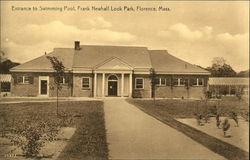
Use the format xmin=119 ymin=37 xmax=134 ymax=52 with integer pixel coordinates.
xmin=0 ymin=97 xmax=101 ymax=104
xmin=104 ymin=98 xmax=225 ymax=159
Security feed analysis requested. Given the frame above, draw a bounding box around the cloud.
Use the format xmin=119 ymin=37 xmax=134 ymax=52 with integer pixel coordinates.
xmin=85 ymin=16 xmax=112 ymax=28
xmin=169 ymin=23 xmax=203 ymax=40
xmin=1 ymin=19 xmax=136 ymax=63
xmin=2 ymin=40 xmax=64 ymax=63
xmin=156 ymin=23 xmax=248 ymax=71
xmin=158 ymin=23 xmax=204 ymax=41
xmin=2 ymin=20 xmax=136 ymax=46
xmin=216 ymin=32 xmax=248 ymax=43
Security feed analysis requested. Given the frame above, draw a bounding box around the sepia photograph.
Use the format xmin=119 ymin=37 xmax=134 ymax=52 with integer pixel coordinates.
xmin=0 ymin=1 xmax=249 ymax=160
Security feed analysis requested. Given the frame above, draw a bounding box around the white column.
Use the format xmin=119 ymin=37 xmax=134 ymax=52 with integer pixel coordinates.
xmin=129 ymin=73 xmax=132 ymax=97
xmin=94 ymin=73 xmax=97 ymax=97
xmin=121 ymin=73 xmax=124 ymax=97
xmin=102 ymin=73 xmax=105 ymax=97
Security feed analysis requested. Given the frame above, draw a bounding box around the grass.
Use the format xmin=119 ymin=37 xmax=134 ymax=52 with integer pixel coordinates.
xmin=129 ymin=97 xmax=249 ymax=118
xmin=127 ymin=97 xmax=249 ymax=160
xmin=0 ymin=101 xmax=109 ymax=160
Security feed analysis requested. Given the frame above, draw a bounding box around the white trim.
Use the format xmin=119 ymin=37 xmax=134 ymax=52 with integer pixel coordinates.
xmin=121 ymin=73 xmax=124 ymax=97
xmin=94 ymin=73 xmax=97 ymax=97
xmin=73 ymin=70 xmax=93 ymax=73
xmin=135 ymin=78 xmax=144 ymax=89
xmin=94 ymin=56 xmax=133 ymax=70
xmin=129 ymin=73 xmax=132 ymax=97
xmin=173 ymin=78 xmax=185 ymax=87
xmin=102 ymin=73 xmax=105 ymax=97
xmin=94 ymin=70 xmax=132 ymax=74
xmin=155 ymin=71 xmax=211 ymax=75
xmin=11 ymin=69 xmax=72 ymax=73
xmin=108 ymin=74 xmax=119 ymax=81
xmin=17 ymin=75 xmax=31 ymax=84
xmin=38 ymin=76 xmax=49 ymax=96
xmin=155 ymin=78 xmax=167 ymax=86
xmin=133 ymin=71 xmax=151 ymax=74
xmin=192 ymin=78 xmax=204 ymax=86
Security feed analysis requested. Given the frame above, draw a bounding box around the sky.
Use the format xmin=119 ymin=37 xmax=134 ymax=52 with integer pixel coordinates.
xmin=1 ymin=1 xmax=249 ymax=72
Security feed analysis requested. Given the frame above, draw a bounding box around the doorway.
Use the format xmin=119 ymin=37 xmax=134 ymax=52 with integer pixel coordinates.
xmin=39 ymin=76 xmax=49 ymax=96
xmin=40 ymin=80 xmax=48 ymax=95
xmin=108 ymin=75 xmax=118 ymax=96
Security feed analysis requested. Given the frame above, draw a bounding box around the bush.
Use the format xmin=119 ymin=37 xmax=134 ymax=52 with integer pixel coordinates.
xmin=7 ymin=114 xmax=60 ymax=157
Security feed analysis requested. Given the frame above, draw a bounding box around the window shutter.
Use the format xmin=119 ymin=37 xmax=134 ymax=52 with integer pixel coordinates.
xmin=190 ymin=79 xmax=195 ymax=86
xmin=65 ymin=75 xmax=69 ymax=84
xmin=185 ymin=79 xmax=189 ymax=87
xmin=204 ymin=78 xmax=207 ymax=87
xmin=29 ymin=76 xmax=34 ymax=84
xmin=17 ymin=76 xmax=23 ymax=84
xmin=13 ymin=75 xmax=17 ymax=85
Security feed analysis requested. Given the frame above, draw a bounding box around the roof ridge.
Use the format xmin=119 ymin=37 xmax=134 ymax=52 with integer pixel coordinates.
xmin=80 ymin=44 xmax=148 ymax=48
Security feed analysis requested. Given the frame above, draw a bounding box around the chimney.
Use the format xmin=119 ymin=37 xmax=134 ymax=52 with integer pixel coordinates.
xmin=74 ymin=41 xmax=80 ymax=50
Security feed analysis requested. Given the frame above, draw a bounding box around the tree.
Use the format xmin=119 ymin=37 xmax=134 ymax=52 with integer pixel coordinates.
xmin=237 ymin=70 xmax=249 ymax=77
xmin=0 ymin=59 xmax=20 ymax=73
xmin=206 ymin=57 xmax=237 ymax=77
xmin=46 ymin=56 xmax=65 ymax=116
xmin=149 ymin=68 xmax=156 ymax=104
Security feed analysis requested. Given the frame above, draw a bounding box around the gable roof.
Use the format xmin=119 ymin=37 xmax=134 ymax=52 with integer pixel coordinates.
xmin=73 ymin=45 xmax=151 ymax=69
xmin=94 ymin=56 xmax=133 ymax=71
xmin=149 ymin=50 xmax=210 ymax=75
xmin=11 ymin=48 xmax=75 ymax=72
xmin=11 ymin=44 xmax=210 ymax=75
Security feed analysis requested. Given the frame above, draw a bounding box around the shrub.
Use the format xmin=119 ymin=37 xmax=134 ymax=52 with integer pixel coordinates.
xmin=7 ymin=113 xmax=60 ymax=157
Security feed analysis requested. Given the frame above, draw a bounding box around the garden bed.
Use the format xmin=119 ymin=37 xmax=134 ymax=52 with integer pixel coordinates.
xmin=0 ymin=101 xmax=108 ymax=160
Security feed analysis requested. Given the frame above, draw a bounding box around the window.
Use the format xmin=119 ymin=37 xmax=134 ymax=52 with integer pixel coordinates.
xmin=161 ymin=78 xmax=166 ymax=86
xmin=59 ymin=76 xmax=64 ymax=84
xmin=180 ymin=79 xmax=185 ymax=86
xmin=1 ymin=82 xmax=10 ymax=92
xmin=192 ymin=78 xmax=204 ymax=86
xmin=174 ymin=78 xmax=185 ymax=86
xmin=166 ymin=78 xmax=171 ymax=86
xmin=135 ymin=78 xmax=144 ymax=89
xmin=58 ymin=75 xmax=69 ymax=84
xmin=155 ymin=78 xmax=160 ymax=85
xmin=24 ymin=76 xmax=30 ymax=83
xmin=82 ymin=78 xmax=90 ymax=88
xmin=155 ymin=78 xmax=166 ymax=86
xmin=17 ymin=76 xmax=33 ymax=84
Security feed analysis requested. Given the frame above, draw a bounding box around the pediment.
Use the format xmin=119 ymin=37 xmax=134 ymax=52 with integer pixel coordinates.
xmin=95 ymin=57 xmax=133 ymax=70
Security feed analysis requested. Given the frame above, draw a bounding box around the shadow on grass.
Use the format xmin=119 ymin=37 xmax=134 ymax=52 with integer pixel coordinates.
xmin=127 ymin=99 xmax=249 ymax=160
xmin=57 ymin=110 xmax=109 ymax=160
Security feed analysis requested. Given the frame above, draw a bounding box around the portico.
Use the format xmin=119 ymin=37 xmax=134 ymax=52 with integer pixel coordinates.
xmin=93 ymin=71 xmax=133 ymax=97
xmin=92 ymin=56 xmax=134 ymax=97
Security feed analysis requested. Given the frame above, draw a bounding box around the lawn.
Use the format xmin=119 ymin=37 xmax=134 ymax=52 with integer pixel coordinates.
xmin=0 ymin=101 xmax=109 ymax=160
xmin=127 ymin=97 xmax=249 ymax=160
xmin=128 ymin=96 xmax=249 ymax=118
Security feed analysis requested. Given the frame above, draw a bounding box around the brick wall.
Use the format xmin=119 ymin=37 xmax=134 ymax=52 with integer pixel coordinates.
xmin=154 ymin=75 xmax=208 ymax=99
xmin=11 ymin=72 xmax=39 ymax=97
xmin=73 ymin=73 xmax=93 ymax=97
xmin=11 ymin=72 xmax=73 ymax=97
xmin=133 ymin=74 xmax=151 ymax=98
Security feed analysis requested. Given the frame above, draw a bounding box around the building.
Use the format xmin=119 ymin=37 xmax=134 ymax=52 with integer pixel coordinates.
xmin=208 ymin=77 xmax=249 ymax=97
xmin=0 ymin=74 xmax=11 ymax=96
xmin=10 ymin=41 xmax=210 ymax=98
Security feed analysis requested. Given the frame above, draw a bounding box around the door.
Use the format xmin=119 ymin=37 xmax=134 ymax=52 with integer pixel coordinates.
xmin=40 ymin=80 xmax=48 ymax=95
xmin=108 ymin=81 xmax=117 ymax=96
